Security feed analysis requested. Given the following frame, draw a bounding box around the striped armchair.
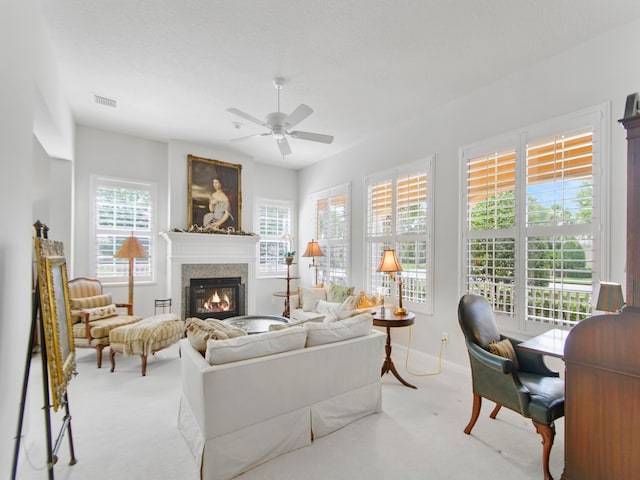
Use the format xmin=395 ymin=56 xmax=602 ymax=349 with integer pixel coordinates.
xmin=68 ymin=277 xmax=142 ymax=367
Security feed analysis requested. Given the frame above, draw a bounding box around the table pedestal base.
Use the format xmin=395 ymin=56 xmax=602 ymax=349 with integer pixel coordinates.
xmin=381 ymin=326 xmax=417 ymax=389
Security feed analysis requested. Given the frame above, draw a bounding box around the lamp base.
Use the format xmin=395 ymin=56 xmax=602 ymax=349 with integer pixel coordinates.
xmin=394 ymin=306 xmax=408 ymax=316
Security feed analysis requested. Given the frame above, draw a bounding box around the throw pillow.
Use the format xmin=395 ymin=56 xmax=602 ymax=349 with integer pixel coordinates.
xmin=339 ymin=295 xmax=358 ymax=311
xmin=487 ymin=338 xmax=519 ymax=370
xmin=82 ymin=303 xmax=118 ymax=321
xmin=204 ymin=318 xmax=247 ymax=338
xmin=205 ymin=326 xmax=307 ymax=364
xmin=327 ymin=284 xmax=355 ymax=303
xmin=69 ymin=293 xmax=113 ymax=310
xmin=304 ymin=313 xmax=373 ymax=347
xmin=355 ymin=291 xmax=383 ymax=309
xmin=301 ymin=286 xmax=327 ymax=311
xmin=185 ymin=317 xmax=234 ymax=354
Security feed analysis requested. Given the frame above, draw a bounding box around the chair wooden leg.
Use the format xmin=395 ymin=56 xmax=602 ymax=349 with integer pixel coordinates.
xmin=96 ymin=345 xmax=105 ymax=368
xmin=533 ymin=420 xmax=556 ymax=480
xmin=489 ymin=403 xmax=502 ymax=419
xmin=464 ymin=394 xmax=482 ymax=434
xmin=109 ymin=348 xmax=117 ymax=373
xmin=141 ymin=355 xmax=148 ymax=376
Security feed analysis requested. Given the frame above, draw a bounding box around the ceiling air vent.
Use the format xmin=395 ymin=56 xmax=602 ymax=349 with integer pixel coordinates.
xmin=93 ymin=94 xmax=118 ymax=108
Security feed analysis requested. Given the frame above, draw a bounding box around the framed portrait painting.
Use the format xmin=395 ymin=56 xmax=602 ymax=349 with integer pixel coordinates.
xmin=34 ymin=238 xmax=76 ymax=411
xmin=188 ymin=154 xmax=242 ymax=230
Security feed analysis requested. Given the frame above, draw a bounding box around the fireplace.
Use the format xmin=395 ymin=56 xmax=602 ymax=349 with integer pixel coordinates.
xmin=188 ymin=277 xmax=245 ymax=320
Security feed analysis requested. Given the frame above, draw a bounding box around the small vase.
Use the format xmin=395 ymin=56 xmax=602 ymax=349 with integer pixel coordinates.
xmin=285 ymin=256 xmax=294 ymax=265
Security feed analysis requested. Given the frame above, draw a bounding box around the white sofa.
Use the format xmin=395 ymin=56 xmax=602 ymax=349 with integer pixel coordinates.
xmin=178 ymin=320 xmax=385 ymax=480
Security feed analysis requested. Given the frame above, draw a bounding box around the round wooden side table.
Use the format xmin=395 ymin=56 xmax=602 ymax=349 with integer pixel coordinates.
xmin=372 ymin=309 xmax=417 ymax=389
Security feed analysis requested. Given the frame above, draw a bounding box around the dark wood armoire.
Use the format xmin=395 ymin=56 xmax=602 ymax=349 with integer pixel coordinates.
xmin=561 ymin=94 xmax=640 ymax=480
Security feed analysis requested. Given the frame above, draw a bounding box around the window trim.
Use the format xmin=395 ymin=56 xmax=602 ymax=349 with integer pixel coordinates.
xmin=364 ymin=157 xmax=435 ymax=315
xmin=255 ymin=197 xmax=294 ymax=278
xmin=459 ymin=103 xmax=610 ymax=332
xmin=90 ymin=174 xmax=157 ymax=286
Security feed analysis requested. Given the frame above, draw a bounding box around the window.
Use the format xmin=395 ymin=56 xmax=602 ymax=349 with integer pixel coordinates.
xmin=92 ymin=176 xmax=155 ymax=283
xmin=461 ymin=106 xmax=608 ymax=327
xmin=256 ymin=199 xmax=293 ymax=276
xmin=310 ymin=184 xmax=350 ymax=286
xmin=365 ymin=158 xmax=434 ymax=314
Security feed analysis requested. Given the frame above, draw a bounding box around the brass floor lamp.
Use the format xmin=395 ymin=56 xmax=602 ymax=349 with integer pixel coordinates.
xmin=115 ymin=234 xmax=148 ymax=314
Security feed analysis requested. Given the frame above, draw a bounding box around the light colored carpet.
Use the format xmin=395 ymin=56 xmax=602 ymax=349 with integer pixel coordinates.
xmin=15 ymin=342 xmax=564 ymax=479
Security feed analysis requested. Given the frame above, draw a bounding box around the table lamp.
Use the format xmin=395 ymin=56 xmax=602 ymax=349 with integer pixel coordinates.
xmin=377 ymin=249 xmax=407 ymax=316
xmin=115 ymin=234 xmax=148 ymax=313
xmin=302 ymin=239 xmax=324 ymax=284
xmin=595 ymin=281 xmax=624 ymax=314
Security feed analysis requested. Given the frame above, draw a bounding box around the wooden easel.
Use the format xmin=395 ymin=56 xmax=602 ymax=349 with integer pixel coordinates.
xmin=11 ymin=222 xmax=77 ymax=480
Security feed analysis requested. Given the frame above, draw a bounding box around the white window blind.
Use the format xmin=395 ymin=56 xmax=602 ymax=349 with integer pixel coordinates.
xmin=366 ymin=159 xmax=433 ymax=313
xmin=311 ymin=184 xmax=350 ymax=286
xmin=93 ymin=177 xmax=154 ymax=283
xmin=257 ymin=200 xmax=292 ymax=276
xmin=462 ymin=107 xmax=606 ymax=327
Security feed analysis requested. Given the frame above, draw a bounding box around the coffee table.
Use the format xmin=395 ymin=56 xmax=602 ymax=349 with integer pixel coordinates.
xmin=223 ymin=315 xmax=290 ymax=334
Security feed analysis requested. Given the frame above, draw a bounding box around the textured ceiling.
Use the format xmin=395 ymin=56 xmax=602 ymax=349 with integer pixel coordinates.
xmin=41 ymin=0 xmax=640 ymax=169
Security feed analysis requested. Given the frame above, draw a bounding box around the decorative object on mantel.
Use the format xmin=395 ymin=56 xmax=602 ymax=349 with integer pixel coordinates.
xmin=169 ymin=226 xmax=257 ymax=236
xmin=377 ymin=249 xmax=407 ymax=316
xmin=187 ymin=154 xmax=242 ymax=231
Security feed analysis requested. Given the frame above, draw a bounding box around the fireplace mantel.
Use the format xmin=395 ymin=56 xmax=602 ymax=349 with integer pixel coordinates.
xmin=160 ymin=231 xmax=260 ymax=317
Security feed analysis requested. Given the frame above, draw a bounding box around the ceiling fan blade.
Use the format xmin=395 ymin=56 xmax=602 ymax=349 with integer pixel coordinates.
xmin=227 ymin=108 xmax=265 ymax=127
xmin=285 ymin=104 xmax=313 ymax=129
xmin=289 ymin=130 xmax=334 ymax=144
xmin=230 ymin=133 xmax=269 ymax=143
xmin=277 ymin=137 xmax=292 ymax=156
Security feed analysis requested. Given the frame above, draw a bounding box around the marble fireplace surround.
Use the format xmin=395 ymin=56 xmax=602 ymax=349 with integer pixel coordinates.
xmin=160 ymin=232 xmax=259 ymax=319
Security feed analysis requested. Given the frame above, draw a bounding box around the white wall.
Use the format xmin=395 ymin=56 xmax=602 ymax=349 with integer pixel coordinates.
xmin=298 ymin=18 xmax=640 ymax=368
xmin=0 ymin=0 xmax=74 ymax=475
xmin=74 ymin=126 xmax=169 ymax=318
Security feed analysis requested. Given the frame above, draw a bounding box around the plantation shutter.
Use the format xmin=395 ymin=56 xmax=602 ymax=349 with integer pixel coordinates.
xmin=525 ymin=129 xmax=595 ymax=324
xmin=95 ymin=180 xmax=153 ymax=282
xmin=365 ymin=159 xmax=433 ymax=313
xmin=464 ymin=149 xmax=517 ymax=315
xmin=312 ymin=184 xmax=351 ymax=286
xmin=258 ymin=201 xmax=291 ymax=275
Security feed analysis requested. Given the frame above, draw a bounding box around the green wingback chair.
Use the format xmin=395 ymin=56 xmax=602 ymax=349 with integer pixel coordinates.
xmin=457 ymin=294 xmax=564 ymax=480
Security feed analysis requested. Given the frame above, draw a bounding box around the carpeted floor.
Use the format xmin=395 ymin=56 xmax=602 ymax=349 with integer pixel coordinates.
xmin=15 ymin=342 xmax=564 ymax=479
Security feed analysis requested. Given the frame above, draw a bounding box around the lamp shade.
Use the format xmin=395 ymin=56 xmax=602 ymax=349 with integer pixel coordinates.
xmin=377 ymin=249 xmax=402 ymax=273
xmin=115 ymin=236 xmax=148 ymax=259
xmin=596 ymin=281 xmax=624 ymax=313
xmin=302 ymin=240 xmax=324 ymax=258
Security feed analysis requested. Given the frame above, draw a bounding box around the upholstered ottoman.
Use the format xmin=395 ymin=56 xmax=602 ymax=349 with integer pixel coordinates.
xmin=109 ymin=313 xmax=184 ymax=376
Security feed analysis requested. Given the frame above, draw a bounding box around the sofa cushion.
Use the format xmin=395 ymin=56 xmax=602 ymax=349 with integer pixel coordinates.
xmin=69 ymin=293 xmax=113 ymax=310
xmin=289 ymin=309 xmax=325 ymax=323
xmin=300 ymin=286 xmax=328 ymax=311
xmin=304 ymin=313 xmax=373 ymax=347
xmin=205 ymin=326 xmax=307 ymax=365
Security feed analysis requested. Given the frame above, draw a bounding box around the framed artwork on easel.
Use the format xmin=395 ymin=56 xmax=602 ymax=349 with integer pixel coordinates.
xmin=34 ymin=238 xmax=76 ymax=411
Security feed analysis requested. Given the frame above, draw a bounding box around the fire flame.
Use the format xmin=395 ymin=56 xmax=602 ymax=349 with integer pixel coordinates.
xmin=203 ymin=290 xmax=232 ymax=312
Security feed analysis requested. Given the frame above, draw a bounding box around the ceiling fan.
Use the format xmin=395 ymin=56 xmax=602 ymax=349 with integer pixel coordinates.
xmin=228 ymin=78 xmax=334 ymax=156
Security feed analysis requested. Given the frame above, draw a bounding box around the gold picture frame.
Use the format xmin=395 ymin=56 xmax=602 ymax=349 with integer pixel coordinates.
xmin=187 ymin=154 xmax=242 ymax=230
xmin=34 ymin=238 xmax=76 ymax=411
